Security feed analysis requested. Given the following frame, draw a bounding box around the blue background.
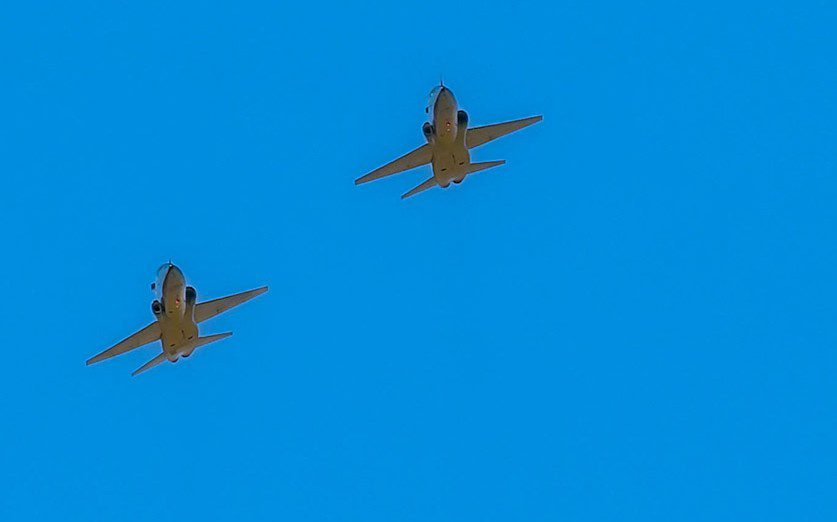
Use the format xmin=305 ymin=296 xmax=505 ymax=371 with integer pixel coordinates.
xmin=1 ymin=1 xmax=835 ymax=520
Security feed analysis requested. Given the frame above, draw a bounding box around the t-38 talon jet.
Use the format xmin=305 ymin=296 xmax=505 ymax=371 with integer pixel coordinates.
xmin=86 ymin=263 xmax=268 ymax=376
xmin=355 ymin=83 xmax=542 ymax=199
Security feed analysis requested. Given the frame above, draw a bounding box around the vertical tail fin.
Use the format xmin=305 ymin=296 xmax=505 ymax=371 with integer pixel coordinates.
xmin=465 ymin=160 xmax=505 ymax=175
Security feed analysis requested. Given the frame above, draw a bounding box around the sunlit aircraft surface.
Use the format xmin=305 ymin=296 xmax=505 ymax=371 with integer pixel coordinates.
xmin=86 ymin=263 xmax=268 ymax=376
xmin=356 ymin=83 xmax=542 ymax=198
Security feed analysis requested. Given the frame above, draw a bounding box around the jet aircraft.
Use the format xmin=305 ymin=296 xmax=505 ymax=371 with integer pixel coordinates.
xmin=86 ymin=263 xmax=268 ymax=375
xmin=355 ymin=83 xmax=542 ymax=198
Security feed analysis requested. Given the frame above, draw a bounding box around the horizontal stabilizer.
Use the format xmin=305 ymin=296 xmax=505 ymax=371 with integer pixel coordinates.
xmin=194 ymin=332 xmax=233 ymax=349
xmin=465 ymin=160 xmax=505 ymax=175
xmin=132 ymin=352 xmax=167 ymax=376
xmin=181 ymin=332 xmax=233 ymax=358
xmin=131 ymin=334 xmax=233 ymax=376
xmin=401 ymin=177 xmax=437 ymax=199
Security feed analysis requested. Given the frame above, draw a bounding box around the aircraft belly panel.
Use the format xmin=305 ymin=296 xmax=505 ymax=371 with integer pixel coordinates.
xmin=432 ymin=143 xmax=470 ymax=185
xmin=159 ymin=317 xmax=199 ymax=356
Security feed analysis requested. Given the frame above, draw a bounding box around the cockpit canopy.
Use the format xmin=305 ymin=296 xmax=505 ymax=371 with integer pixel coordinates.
xmin=426 ymin=85 xmax=444 ymax=114
xmin=152 ymin=263 xmax=173 ymax=293
xmin=156 ymin=263 xmax=172 ymax=280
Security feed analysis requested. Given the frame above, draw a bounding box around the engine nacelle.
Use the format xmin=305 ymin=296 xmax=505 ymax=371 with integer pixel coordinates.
xmin=457 ymin=110 xmax=468 ymax=126
xmin=422 ymin=122 xmax=434 ymax=143
xmin=151 ymin=300 xmax=163 ymax=316
xmin=185 ymin=286 xmax=197 ymax=321
xmin=185 ymin=286 xmax=197 ymax=304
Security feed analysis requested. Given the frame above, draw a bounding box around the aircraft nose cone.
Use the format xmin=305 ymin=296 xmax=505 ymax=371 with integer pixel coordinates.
xmin=438 ymin=87 xmax=455 ymax=104
xmin=164 ymin=264 xmax=185 ymax=286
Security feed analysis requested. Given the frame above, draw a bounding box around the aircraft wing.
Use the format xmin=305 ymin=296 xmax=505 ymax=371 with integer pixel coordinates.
xmin=87 ymin=322 xmax=161 ymax=365
xmin=355 ymin=144 xmax=432 ymax=185
xmin=465 ymin=115 xmax=543 ymax=149
xmin=194 ymin=286 xmax=268 ymax=324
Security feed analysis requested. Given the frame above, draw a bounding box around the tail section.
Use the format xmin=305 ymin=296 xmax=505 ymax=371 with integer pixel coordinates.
xmin=131 ymin=333 xmax=233 ymax=376
xmin=132 ymin=352 xmax=167 ymax=376
xmin=182 ymin=332 xmax=234 ymax=357
xmin=465 ymin=160 xmax=505 ymax=175
xmin=183 ymin=332 xmax=234 ymax=357
xmin=401 ymin=177 xmax=437 ymax=199
xmin=194 ymin=332 xmax=233 ymax=349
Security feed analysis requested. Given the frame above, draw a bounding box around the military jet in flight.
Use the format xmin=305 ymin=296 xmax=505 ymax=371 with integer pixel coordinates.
xmin=355 ymin=83 xmax=542 ymax=198
xmin=86 ymin=263 xmax=268 ymax=376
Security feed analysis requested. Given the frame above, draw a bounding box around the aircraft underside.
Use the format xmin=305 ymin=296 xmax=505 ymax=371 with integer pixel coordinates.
xmin=159 ymin=317 xmax=199 ymax=360
xmin=87 ymin=268 xmax=268 ymax=375
xmin=432 ymin=144 xmax=472 ymax=186
xmin=354 ymin=96 xmax=541 ymax=199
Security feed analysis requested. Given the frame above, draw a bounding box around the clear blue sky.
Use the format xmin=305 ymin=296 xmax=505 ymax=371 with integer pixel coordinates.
xmin=1 ymin=1 xmax=835 ymax=520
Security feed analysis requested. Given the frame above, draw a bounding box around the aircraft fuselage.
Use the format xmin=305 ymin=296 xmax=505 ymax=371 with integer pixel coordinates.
xmin=355 ymin=82 xmax=540 ymax=199
xmin=152 ymin=263 xmax=199 ymax=361
xmin=426 ymin=86 xmax=471 ymax=186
